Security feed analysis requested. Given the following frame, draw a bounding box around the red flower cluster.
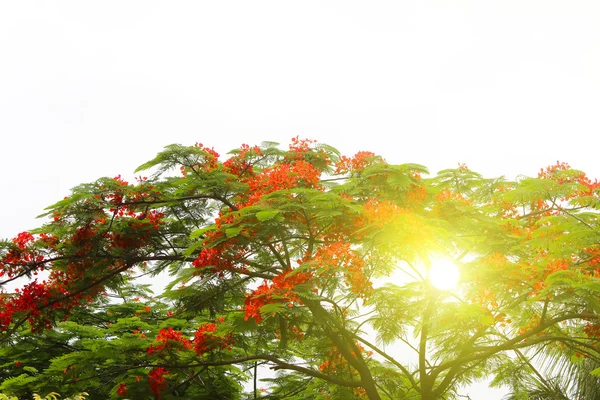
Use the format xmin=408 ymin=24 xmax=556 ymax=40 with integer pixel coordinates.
xmin=191 ymin=241 xmax=250 ymax=279
xmin=244 ymin=269 xmax=312 ymax=323
xmin=194 ymin=319 xmax=233 ymax=355
xmin=313 ymin=243 xmax=372 ymax=298
xmin=148 ymin=367 xmax=169 ymax=397
xmin=335 ymin=151 xmax=377 ymax=174
xmin=1 ymin=232 xmax=47 ymax=279
xmin=194 ymin=143 xmax=220 ymax=170
xmin=71 ymin=225 xmax=98 ymax=255
xmin=319 ymin=342 xmax=373 ymax=375
xmin=116 ymin=382 xmax=128 ymax=396
xmin=288 ymin=136 xmax=316 ymax=154
xmin=244 ymin=282 xmax=272 ymax=324
xmin=244 ymin=161 xmax=322 ymax=207
xmin=147 ymin=327 xmax=192 ymax=355
xmin=192 ymin=248 xmax=232 ymax=272
xmin=0 ymin=281 xmax=53 ymax=331
xmin=179 ymin=143 xmax=220 ymax=176
xmin=13 ymin=232 xmax=34 ymax=249
xmin=223 ymin=143 xmax=261 ymax=177
xmin=583 ymin=321 xmax=600 ymax=338
xmin=538 ymin=161 xmax=600 ymax=199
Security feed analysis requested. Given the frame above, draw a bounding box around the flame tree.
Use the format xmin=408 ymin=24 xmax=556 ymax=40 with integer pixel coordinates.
xmin=1 ymin=139 xmax=600 ymax=399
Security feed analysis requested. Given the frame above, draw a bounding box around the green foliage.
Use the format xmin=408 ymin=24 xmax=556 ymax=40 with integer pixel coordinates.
xmin=2 ymin=141 xmax=600 ymax=399
xmin=0 ymin=392 xmax=88 ymax=400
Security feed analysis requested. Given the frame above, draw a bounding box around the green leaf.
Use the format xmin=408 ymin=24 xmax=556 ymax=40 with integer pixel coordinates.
xmin=183 ymin=240 xmax=205 ymax=257
xmin=225 ymin=227 xmax=243 ymax=238
xmin=260 ymin=141 xmax=280 ymax=148
xmin=23 ymin=366 xmax=38 ymax=374
xmin=315 ymin=143 xmax=341 ymax=157
xmin=570 ymin=353 xmax=585 ymax=364
xmin=256 ymin=210 xmax=279 ymax=221
xmin=259 ymin=303 xmax=286 ymax=315
xmin=190 ymin=226 xmax=214 ymax=239
xmin=577 ymin=280 xmax=600 ymax=292
xmin=545 ymin=270 xmax=578 ymax=286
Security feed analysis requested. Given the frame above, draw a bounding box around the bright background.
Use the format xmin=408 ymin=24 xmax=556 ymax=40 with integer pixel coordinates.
xmin=2 ymin=1 xmax=600 ymax=398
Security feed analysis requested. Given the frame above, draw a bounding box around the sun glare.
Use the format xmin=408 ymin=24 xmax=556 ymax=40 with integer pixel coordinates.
xmin=429 ymin=259 xmax=460 ymax=291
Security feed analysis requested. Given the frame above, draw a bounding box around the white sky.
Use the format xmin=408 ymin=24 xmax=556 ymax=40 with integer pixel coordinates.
xmin=2 ymin=1 xmax=600 ymax=398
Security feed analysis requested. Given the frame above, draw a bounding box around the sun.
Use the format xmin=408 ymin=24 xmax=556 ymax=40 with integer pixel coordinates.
xmin=429 ymin=259 xmax=460 ymax=290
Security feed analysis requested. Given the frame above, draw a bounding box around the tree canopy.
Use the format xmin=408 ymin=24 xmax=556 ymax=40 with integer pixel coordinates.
xmin=1 ymin=138 xmax=600 ymax=399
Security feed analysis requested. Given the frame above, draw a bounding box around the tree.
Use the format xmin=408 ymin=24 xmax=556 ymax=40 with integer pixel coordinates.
xmin=0 ymin=138 xmax=599 ymax=399
xmin=0 ymin=282 xmax=243 ymax=399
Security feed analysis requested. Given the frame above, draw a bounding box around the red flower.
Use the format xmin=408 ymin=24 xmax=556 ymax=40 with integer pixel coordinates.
xmin=194 ymin=322 xmax=218 ymax=354
xmin=244 ymin=270 xmax=312 ymax=323
xmin=116 ymin=382 xmax=128 ymax=396
xmin=193 ymin=321 xmax=234 ymax=355
xmin=147 ymin=327 xmax=192 ymax=354
xmin=13 ymin=232 xmax=34 ymax=249
xmin=148 ymin=367 xmax=169 ymax=396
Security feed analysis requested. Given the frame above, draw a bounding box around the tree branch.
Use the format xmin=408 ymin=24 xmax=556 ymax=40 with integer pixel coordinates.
xmin=434 ymin=313 xmax=599 ymax=374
